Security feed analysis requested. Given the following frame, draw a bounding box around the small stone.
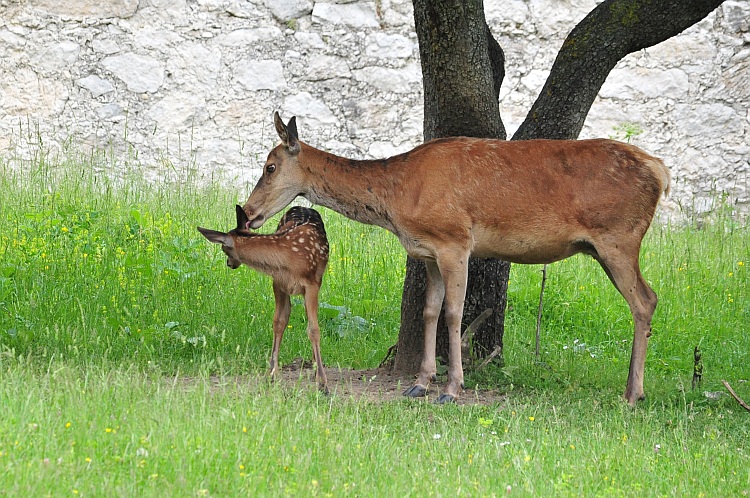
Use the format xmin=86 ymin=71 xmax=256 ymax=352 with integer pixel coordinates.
xmin=77 ymin=75 xmax=115 ymax=97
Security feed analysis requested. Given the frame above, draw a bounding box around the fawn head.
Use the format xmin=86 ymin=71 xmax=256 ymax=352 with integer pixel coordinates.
xmin=197 ymin=205 xmax=251 ymax=269
xmin=243 ymin=112 xmax=307 ymax=230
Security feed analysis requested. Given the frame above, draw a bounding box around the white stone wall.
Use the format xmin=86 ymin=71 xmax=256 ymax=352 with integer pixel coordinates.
xmin=1 ymin=0 xmax=748 ymax=219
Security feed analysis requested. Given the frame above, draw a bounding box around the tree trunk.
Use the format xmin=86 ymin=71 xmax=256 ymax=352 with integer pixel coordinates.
xmin=394 ymin=0 xmax=508 ymax=373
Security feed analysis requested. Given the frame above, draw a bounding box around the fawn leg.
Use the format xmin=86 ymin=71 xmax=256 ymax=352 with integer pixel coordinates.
xmin=304 ymin=285 xmax=328 ymax=394
xmin=270 ymin=283 xmax=291 ymax=380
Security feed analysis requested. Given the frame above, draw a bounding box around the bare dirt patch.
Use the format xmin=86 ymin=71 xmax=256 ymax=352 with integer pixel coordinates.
xmin=183 ymin=358 xmax=506 ymax=406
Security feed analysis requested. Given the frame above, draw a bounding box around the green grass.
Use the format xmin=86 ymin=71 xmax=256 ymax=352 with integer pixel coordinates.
xmin=1 ymin=149 xmax=748 ymax=496
xmin=1 ymin=364 xmax=748 ymax=497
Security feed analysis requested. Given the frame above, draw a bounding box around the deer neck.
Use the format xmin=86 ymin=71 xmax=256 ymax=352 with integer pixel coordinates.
xmin=299 ymin=144 xmax=400 ymax=233
xmin=232 ymin=233 xmax=286 ymax=272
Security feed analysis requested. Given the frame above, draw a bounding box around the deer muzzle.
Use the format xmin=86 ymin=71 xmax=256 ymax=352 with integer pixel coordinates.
xmin=246 ymin=215 xmax=265 ymax=230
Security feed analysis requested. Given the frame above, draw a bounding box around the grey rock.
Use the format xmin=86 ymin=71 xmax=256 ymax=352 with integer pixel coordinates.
xmin=0 ymin=0 xmax=747 ymax=220
xmin=365 ymin=33 xmax=414 ymax=58
xmin=352 ymin=65 xmax=421 ymax=94
xmin=722 ymin=1 xmax=750 ymax=33
xmin=101 ymin=53 xmax=165 ymax=93
xmin=294 ymin=31 xmax=326 ymax=49
xmin=77 ymin=75 xmax=115 ymax=97
xmin=264 ymin=0 xmax=313 ymax=21
xmin=96 ymin=103 xmax=125 ymax=121
xmin=92 ymin=39 xmax=120 ymax=55
xmin=148 ymin=94 xmax=206 ymax=130
xmin=236 ymin=59 xmax=287 ymax=91
xmin=225 ymin=1 xmax=263 ymax=18
xmin=599 ymin=67 xmax=689 ymax=100
xmin=302 ymin=55 xmax=350 ymax=80
xmin=29 ymin=0 xmax=139 ymax=19
xmin=0 ymin=29 xmax=27 ymax=48
xmin=673 ymin=103 xmax=740 ymax=139
xmin=282 ymin=92 xmax=338 ymax=127
xmin=31 ymin=41 xmax=80 ymax=74
xmin=312 ymin=2 xmax=380 ymax=28
xmin=218 ymin=27 xmax=282 ymax=46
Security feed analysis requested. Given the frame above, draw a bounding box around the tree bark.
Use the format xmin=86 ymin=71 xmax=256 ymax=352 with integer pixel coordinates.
xmin=395 ymin=0 xmax=509 ymax=373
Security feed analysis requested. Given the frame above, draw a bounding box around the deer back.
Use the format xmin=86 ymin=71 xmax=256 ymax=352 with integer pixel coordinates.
xmin=243 ymin=114 xmax=669 ymax=266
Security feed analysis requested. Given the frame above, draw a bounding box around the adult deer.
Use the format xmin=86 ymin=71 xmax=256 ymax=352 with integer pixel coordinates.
xmin=198 ymin=205 xmax=330 ymax=394
xmin=244 ymin=112 xmax=670 ymax=404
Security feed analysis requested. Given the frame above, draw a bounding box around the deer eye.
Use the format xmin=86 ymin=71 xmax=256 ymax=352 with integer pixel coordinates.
xmin=266 ymin=164 xmax=276 ymax=174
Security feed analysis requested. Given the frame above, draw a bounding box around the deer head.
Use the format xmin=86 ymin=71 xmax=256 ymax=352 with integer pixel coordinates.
xmin=197 ymin=205 xmax=250 ymax=269
xmin=243 ymin=112 xmax=307 ymax=229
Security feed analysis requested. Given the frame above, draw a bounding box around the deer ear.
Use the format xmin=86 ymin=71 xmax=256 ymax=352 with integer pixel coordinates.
xmin=197 ymin=227 xmax=229 ymax=245
xmin=286 ymin=116 xmax=299 ymax=155
xmin=235 ymin=205 xmax=249 ymax=229
xmin=285 ymin=116 xmax=300 ymax=155
xmin=274 ymin=111 xmax=287 ymax=143
xmin=274 ymin=112 xmax=300 ymax=156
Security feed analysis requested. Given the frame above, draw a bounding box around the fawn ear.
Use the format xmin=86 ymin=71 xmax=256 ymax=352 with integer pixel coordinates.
xmin=197 ymin=227 xmax=229 ymax=245
xmin=235 ymin=205 xmax=249 ymax=229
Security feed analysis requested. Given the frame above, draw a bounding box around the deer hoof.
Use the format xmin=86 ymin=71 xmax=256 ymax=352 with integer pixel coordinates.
xmin=436 ymin=393 xmax=457 ymax=404
xmin=623 ymin=392 xmax=646 ymax=406
xmin=403 ymin=384 xmax=428 ymax=398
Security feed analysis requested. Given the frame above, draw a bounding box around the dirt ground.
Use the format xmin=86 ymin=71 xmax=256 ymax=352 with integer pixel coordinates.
xmin=195 ymin=358 xmax=507 ymax=406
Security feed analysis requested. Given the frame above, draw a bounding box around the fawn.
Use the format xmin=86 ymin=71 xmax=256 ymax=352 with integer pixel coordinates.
xmin=198 ymin=205 xmax=330 ymax=393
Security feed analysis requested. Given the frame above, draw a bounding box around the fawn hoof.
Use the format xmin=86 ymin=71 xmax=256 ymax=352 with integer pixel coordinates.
xmin=403 ymin=384 xmax=428 ymax=398
xmin=436 ymin=393 xmax=457 ymax=404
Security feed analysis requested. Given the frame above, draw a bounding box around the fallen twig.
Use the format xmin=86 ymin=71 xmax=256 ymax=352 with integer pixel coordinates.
xmin=461 ymin=308 xmax=494 ymax=365
xmin=477 ymin=345 xmax=503 ymax=370
xmin=379 ymin=343 xmax=397 ymax=368
xmin=721 ymin=380 xmax=750 ymax=413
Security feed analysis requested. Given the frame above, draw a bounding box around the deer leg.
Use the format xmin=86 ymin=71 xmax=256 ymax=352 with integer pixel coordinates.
xmin=594 ymin=247 xmax=657 ymax=406
xmin=303 ymin=285 xmax=328 ymax=395
xmin=403 ymin=260 xmax=445 ymax=398
xmin=270 ymin=283 xmax=291 ymax=381
xmin=435 ymin=252 xmax=469 ymax=404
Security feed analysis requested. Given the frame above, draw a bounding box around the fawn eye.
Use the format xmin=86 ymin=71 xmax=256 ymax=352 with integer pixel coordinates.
xmin=266 ymin=164 xmax=276 ymax=174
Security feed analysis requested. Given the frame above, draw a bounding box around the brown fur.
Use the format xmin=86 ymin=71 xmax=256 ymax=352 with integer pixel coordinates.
xmin=198 ymin=205 xmax=330 ymax=393
xmin=243 ymin=112 xmax=670 ymax=404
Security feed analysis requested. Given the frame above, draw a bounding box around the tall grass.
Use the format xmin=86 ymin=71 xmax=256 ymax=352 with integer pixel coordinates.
xmin=1 ymin=147 xmax=748 ymax=496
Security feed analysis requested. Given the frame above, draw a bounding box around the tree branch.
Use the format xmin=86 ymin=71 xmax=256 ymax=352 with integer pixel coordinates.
xmin=513 ymin=0 xmax=725 ymax=141
xmin=722 ymin=380 xmax=750 ymax=413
